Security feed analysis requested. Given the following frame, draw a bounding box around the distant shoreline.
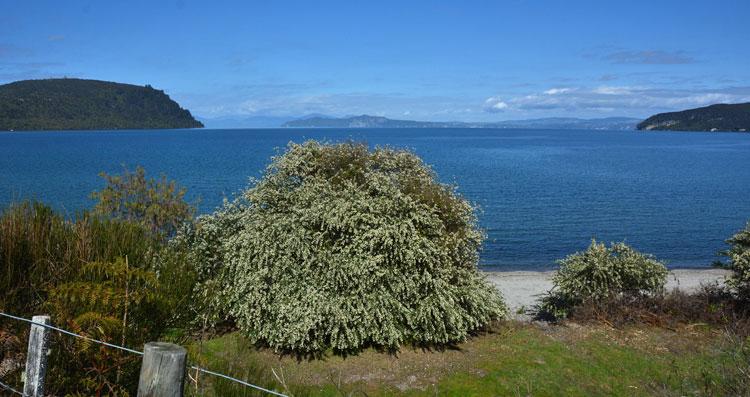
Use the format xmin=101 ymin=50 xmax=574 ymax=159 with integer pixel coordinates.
xmin=281 ymin=114 xmax=641 ymax=130
xmin=484 ymin=268 xmax=730 ymax=312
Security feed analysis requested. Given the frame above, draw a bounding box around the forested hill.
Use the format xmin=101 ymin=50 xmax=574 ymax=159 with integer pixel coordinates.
xmin=637 ymin=103 xmax=750 ymax=132
xmin=0 ymin=78 xmax=203 ymax=131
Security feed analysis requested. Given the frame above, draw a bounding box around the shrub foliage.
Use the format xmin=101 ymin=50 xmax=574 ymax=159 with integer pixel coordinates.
xmin=720 ymin=222 xmax=750 ymax=300
xmin=184 ymin=141 xmax=506 ymax=353
xmin=91 ymin=166 xmax=194 ymax=238
xmin=539 ymin=240 xmax=668 ymax=319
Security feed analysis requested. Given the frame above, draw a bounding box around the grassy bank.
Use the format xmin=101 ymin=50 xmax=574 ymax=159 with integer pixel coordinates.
xmin=186 ymin=322 xmax=749 ymax=396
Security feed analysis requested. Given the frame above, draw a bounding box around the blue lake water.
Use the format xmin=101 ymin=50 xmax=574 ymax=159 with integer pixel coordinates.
xmin=1 ymin=128 xmax=749 ymax=270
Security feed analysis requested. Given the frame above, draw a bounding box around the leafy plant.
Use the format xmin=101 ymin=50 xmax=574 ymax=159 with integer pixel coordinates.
xmin=718 ymin=222 xmax=750 ymax=300
xmin=538 ymin=240 xmax=668 ymax=319
xmin=47 ymin=252 xmax=197 ymax=395
xmin=0 ymin=198 xmax=197 ymax=395
xmin=182 ymin=140 xmax=506 ymax=353
xmin=47 ymin=257 xmax=165 ymax=396
xmin=91 ymin=166 xmax=195 ymax=238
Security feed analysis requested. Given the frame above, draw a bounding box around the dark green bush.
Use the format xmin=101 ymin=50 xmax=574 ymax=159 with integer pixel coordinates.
xmin=538 ymin=240 xmax=668 ymax=319
xmin=183 ymin=141 xmax=506 ymax=353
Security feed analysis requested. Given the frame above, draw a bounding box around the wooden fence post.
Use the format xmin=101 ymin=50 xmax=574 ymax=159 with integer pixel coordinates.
xmin=137 ymin=342 xmax=187 ymax=397
xmin=23 ymin=315 xmax=50 ymax=397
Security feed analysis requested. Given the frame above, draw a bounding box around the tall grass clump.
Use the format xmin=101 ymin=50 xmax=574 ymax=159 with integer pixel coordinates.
xmin=0 ymin=202 xmax=158 ymax=316
xmin=182 ymin=140 xmax=506 ymax=354
xmin=538 ymin=239 xmax=668 ymax=319
xmin=0 ymin=202 xmax=72 ymax=317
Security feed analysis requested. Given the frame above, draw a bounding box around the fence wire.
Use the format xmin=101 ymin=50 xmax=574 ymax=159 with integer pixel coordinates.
xmin=0 ymin=379 xmax=24 ymax=396
xmin=0 ymin=311 xmax=288 ymax=397
xmin=189 ymin=365 xmax=288 ymax=397
xmin=0 ymin=312 xmax=144 ymax=356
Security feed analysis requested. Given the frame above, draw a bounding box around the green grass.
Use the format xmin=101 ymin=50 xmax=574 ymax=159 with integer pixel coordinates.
xmin=185 ymin=323 xmax=749 ymax=396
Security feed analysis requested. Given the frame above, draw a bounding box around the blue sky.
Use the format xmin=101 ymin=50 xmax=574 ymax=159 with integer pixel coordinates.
xmin=1 ymin=0 xmax=749 ymax=122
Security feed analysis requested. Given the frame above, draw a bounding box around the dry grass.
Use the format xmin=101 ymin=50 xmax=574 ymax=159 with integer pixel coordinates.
xmin=568 ymin=286 xmax=750 ymax=337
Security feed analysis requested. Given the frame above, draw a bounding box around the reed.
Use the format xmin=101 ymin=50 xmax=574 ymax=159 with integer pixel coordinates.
xmin=0 ymin=201 xmax=157 ymax=317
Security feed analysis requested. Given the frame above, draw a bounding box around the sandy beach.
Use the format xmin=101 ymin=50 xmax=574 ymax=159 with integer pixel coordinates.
xmin=486 ymin=268 xmax=731 ymax=313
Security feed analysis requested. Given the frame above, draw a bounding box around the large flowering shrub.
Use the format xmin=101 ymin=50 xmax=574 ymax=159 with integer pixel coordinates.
xmin=184 ymin=141 xmax=506 ymax=353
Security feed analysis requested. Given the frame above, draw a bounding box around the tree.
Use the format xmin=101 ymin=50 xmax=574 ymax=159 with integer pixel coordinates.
xmin=182 ymin=141 xmax=506 ymax=353
xmin=91 ymin=166 xmax=195 ymax=238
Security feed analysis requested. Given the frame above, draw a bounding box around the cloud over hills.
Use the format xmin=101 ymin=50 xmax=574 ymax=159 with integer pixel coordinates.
xmin=484 ymin=86 xmax=750 ymax=116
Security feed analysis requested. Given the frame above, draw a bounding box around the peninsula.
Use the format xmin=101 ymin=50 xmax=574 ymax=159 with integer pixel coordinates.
xmin=0 ymin=78 xmax=203 ymax=131
xmin=637 ymin=102 xmax=750 ymax=132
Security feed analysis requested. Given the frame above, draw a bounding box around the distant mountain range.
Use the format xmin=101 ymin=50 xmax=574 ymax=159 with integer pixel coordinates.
xmin=637 ymin=102 xmax=750 ymax=132
xmin=198 ymin=115 xmax=292 ymax=129
xmin=199 ymin=113 xmax=334 ymax=129
xmin=0 ymin=78 xmax=203 ymax=131
xmin=282 ymin=114 xmax=642 ymax=130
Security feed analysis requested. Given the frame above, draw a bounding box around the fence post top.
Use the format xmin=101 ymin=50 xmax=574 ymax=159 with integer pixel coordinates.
xmin=144 ymin=342 xmax=186 ymax=355
xmin=31 ymin=315 xmax=50 ymax=323
xmin=139 ymin=342 xmax=187 ymax=397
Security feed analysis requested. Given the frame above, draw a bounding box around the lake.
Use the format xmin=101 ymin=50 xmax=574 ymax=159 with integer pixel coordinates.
xmin=1 ymin=128 xmax=749 ymax=270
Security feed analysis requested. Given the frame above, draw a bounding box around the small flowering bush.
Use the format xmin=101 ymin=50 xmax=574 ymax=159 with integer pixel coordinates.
xmin=539 ymin=240 xmax=668 ymax=319
xmin=720 ymin=222 xmax=750 ymax=300
xmin=184 ymin=141 xmax=506 ymax=353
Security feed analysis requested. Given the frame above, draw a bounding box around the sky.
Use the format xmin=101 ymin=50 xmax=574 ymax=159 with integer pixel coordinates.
xmin=1 ymin=0 xmax=749 ymax=123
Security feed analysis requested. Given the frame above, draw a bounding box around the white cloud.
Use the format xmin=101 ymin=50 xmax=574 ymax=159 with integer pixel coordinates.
xmin=484 ymin=97 xmax=509 ymax=111
xmin=662 ymin=93 xmax=737 ymax=107
xmin=544 ymin=88 xmax=572 ymax=95
xmin=483 ymin=86 xmax=750 ymax=116
xmin=238 ymin=100 xmax=259 ymax=113
xmin=592 ymin=86 xmax=633 ymax=95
